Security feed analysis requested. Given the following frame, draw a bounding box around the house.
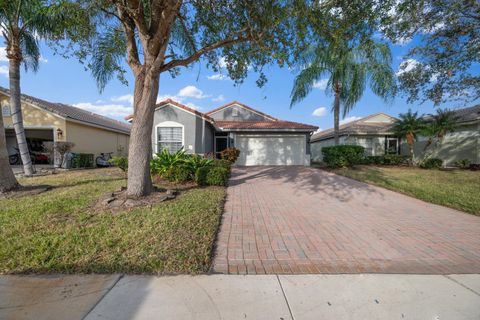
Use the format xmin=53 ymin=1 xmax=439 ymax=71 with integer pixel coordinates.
xmin=310 ymin=106 xmax=480 ymax=165
xmin=126 ymin=100 xmax=318 ymax=166
xmin=0 ymin=86 xmax=130 ymax=166
xmin=401 ymin=105 xmax=480 ymax=165
xmin=310 ymin=113 xmax=400 ymax=162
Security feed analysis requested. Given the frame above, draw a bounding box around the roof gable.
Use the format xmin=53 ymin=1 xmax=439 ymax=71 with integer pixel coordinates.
xmin=154 ymin=99 xmax=214 ymax=122
xmin=0 ymin=86 xmax=131 ymax=134
xmin=206 ymin=101 xmax=277 ymax=121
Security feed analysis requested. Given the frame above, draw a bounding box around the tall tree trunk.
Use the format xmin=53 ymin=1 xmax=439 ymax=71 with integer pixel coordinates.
xmin=126 ymin=71 xmax=160 ymax=198
xmin=333 ymin=83 xmax=341 ymax=146
xmin=0 ymin=111 xmax=19 ymax=192
xmin=8 ymin=53 xmax=34 ymax=176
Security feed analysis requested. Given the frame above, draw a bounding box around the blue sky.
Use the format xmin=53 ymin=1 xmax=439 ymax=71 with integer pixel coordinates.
xmin=0 ymin=36 xmax=474 ymax=132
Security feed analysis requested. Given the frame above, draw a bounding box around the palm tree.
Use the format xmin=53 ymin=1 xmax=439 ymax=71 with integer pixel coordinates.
xmin=0 ymin=0 xmax=83 ymax=176
xmin=392 ymin=109 xmax=426 ymax=163
xmin=290 ymin=39 xmax=396 ymax=145
xmin=423 ymin=108 xmax=459 ymax=151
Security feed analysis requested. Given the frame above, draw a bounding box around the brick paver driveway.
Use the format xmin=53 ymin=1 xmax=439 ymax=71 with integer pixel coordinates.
xmin=212 ymin=166 xmax=480 ymax=274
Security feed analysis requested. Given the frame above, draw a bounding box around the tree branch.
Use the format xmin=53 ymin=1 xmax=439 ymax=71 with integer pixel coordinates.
xmin=116 ymin=5 xmax=142 ymax=75
xmin=160 ymin=32 xmax=253 ymax=72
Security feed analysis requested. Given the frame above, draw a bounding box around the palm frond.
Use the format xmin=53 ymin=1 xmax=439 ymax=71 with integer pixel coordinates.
xmin=20 ymin=31 xmax=40 ymax=72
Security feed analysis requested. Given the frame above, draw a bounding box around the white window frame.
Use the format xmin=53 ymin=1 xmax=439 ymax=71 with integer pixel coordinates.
xmin=155 ymin=121 xmax=184 ymax=153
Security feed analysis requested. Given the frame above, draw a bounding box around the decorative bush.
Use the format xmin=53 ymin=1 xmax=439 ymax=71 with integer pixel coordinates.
xmin=151 ymin=149 xmax=188 ymax=175
xmin=419 ymin=158 xmax=443 ymax=169
xmin=214 ymin=159 xmax=232 ymax=173
xmin=321 ymin=145 xmax=365 ymax=168
xmin=185 ymin=154 xmax=214 ymax=173
xmin=168 ymin=164 xmax=193 ymax=183
xmin=195 ymin=167 xmax=210 ymax=186
xmin=469 ymin=164 xmax=480 ymax=171
xmin=220 ymin=147 xmax=240 ymax=163
xmin=206 ymin=166 xmax=230 ymax=186
xmin=109 ymin=156 xmax=128 ymax=174
xmin=383 ymin=154 xmax=408 ymax=165
xmin=71 ymin=153 xmax=94 ymax=168
xmin=455 ymin=159 xmax=471 ymax=169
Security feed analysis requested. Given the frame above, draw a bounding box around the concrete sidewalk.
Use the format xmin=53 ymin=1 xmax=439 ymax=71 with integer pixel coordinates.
xmin=1 ymin=274 xmax=479 ymax=320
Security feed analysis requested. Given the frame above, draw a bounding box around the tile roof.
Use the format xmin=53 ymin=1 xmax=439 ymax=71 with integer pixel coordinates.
xmin=311 ymin=113 xmax=397 ymax=142
xmin=450 ymin=105 xmax=480 ymax=123
xmin=216 ymin=120 xmax=318 ymax=130
xmin=0 ymin=86 xmax=131 ymax=134
xmin=206 ymin=101 xmax=278 ymax=121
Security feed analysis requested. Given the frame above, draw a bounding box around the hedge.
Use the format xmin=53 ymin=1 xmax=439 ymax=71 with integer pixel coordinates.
xmin=321 ymin=145 xmax=365 ymax=168
xmin=71 ymin=153 xmax=94 ymax=168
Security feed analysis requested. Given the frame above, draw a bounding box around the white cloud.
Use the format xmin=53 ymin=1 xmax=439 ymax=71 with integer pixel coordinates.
xmin=0 ymin=65 xmax=8 ymax=77
xmin=312 ymin=107 xmax=327 ymax=117
xmin=340 ymin=116 xmax=362 ymax=125
xmin=313 ymin=79 xmax=329 ymax=90
xmin=217 ymin=57 xmax=227 ymax=68
xmin=0 ymin=47 xmax=7 ymax=62
xmin=207 ymin=74 xmax=230 ymax=81
xmin=73 ymin=102 xmax=132 ymax=120
xmin=314 ymin=128 xmax=323 ymax=134
xmin=212 ymin=94 xmax=225 ymax=102
xmin=156 ymin=94 xmax=180 ymax=103
xmin=396 ymin=58 xmax=419 ymax=76
xmin=111 ymin=94 xmax=134 ymax=105
xmin=177 ymin=85 xmax=209 ymax=99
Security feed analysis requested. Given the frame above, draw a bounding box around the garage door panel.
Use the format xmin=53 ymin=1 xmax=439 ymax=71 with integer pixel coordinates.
xmin=236 ymin=135 xmax=305 ymax=166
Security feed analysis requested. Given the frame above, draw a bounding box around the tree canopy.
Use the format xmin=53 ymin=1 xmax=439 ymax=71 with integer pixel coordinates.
xmin=383 ymin=0 xmax=480 ymax=106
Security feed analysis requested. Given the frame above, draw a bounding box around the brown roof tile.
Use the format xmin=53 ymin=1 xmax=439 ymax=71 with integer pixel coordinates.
xmin=0 ymin=86 xmax=131 ymax=134
xmin=216 ymin=120 xmax=318 ymax=130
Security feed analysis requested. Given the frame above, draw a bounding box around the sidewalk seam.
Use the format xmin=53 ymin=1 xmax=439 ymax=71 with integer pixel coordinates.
xmin=81 ymin=274 xmax=124 ymax=320
xmin=276 ymin=275 xmax=295 ymax=320
xmin=443 ymin=275 xmax=480 ymax=296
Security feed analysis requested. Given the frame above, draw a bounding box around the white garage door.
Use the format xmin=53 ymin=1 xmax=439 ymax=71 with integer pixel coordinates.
xmin=235 ymin=134 xmax=306 ymax=166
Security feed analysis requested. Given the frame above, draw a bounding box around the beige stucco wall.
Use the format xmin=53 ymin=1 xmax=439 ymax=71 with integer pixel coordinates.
xmin=66 ymin=121 xmax=129 ymax=158
xmin=1 ymin=92 xmax=67 ymax=140
xmin=400 ymin=122 xmax=480 ymax=165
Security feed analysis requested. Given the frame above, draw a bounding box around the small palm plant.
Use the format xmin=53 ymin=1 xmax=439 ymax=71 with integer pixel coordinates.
xmin=392 ymin=109 xmax=426 ymax=164
xmin=423 ymin=109 xmax=459 ymax=151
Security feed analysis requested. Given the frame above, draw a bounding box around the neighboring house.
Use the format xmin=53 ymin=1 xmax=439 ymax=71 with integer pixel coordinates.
xmin=126 ymin=100 xmax=318 ymax=166
xmin=311 ymin=106 xmax=480 ymax=165
xmin=0 ymin=86 xmax=130 ymax=166
xmin=310 ymin=113 xmax=400 ymax=162
xmin=401 ymin=105 xmax=480 ymax=165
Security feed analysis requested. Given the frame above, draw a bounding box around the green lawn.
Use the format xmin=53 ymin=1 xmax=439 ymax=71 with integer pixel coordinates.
xmin=328 ymin=166 xmax=480 ymax=215
xmin=0 ymin=169 xmax=226 ymax=274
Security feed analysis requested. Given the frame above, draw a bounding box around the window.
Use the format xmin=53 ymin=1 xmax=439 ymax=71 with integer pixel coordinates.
xmin=1 ymin=104 xmax=10 ymax=116
xmin=157 ymin=126 xmax=183 ymax=152
xmin=386 ymin=137 xmax=399 ymax=154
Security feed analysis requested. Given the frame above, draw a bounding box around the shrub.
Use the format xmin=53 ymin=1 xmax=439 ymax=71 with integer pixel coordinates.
xmin=469 ymin=164 xmax=480 ymax=171
xmin=43 ymin=141 xmax=75 ymax=168
xmin=455 ymin=159 xmax=471 ymax=169
xmin=220 ymin=147 xmax=240 ymax=163
xmin=214 ymin=159 xmax=232 ymax=169
xmin=185 ymin=154 xmax=214 ymax=173
xmin=151 ymin=149 xmax=188 ymax=175
xmin=71 ymin=153 xmax=94 ymax=168
xmin=195 ymin=166 xmax=210 ymax=186
xmin=206 ymin=166 xmax=230 ymax=186
xmin=321 ymin=145 xmax=365 ymax=168
xmin=109 ymin=156 xmax=128 ymax=174
xmin=364 ymin=155 xmax=383 ymax=165
xmin=419 ymin=158 xmax=443 ymax=169
xmin=167 ymin=164 xmax=192 ymax=183
xmin=383 ymin=154 xmax=408 ymax=165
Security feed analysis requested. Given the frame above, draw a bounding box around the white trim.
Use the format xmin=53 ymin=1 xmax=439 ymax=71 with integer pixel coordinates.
xmin=208 ymin=103 xmax=277 ymax=121
xmin=155 ymin=103 xmax=213 ymax=123
xmin=154 ymin=120 xmax=185 ymax=153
